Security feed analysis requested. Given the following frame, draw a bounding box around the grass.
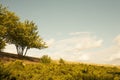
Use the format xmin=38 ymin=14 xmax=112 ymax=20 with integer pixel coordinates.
xmin=1 ymin=52 xmax=120 ymax=80
xmin=0 ymin=52 xmax=40 ymax=63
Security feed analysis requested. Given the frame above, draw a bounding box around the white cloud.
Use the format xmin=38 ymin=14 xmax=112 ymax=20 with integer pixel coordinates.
xmin=44 ymin=33 xmax=120 ymax=64
xmin=109 ymin=35 xmax=120 ymax=60
xmin=46 ymin=38 xmax=55 ymax=46
xmin=78 ymin=54 xmax=90 ymax=61
xmin=109 ymin=52 xmax=120 ymax=61
xmin=41 ymin=32 xmax=103 ymax=62
xmin=114 ymin=35 xmax=120 ymax=45
xmin=69 ymin=32 xmax=90 ymax=36
xmin=55 ymin=33 xmax=103 ymax=52
xmin=101 ymin=35 xmax=120 ymax=64
xmin=4 ymin=44 xmax=17 ymax=54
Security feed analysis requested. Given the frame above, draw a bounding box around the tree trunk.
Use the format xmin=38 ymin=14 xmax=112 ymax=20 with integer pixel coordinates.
xmin=15 ymin=45 xmax=25 ymax=56
xmin=24 ymin=47 xmax=28 ymax=56
xmin=21 ymin=47 xmax=24 ymax=55
xmin=16 ymin=45 xmax=18 ymax=55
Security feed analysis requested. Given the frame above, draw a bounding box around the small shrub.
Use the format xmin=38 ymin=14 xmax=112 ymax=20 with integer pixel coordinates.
xmin=40 ymin=55 xmax=51 ymax=64
xmin=59 ymin=58 xmax=65 ymax=64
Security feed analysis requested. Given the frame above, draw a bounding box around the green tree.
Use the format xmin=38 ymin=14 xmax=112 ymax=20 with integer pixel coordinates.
xmin=0 ymin=4 xmax=47 ymax=56
xmin=0 ymin=26 xmax=6 ymax=51
xmin=8 ymin=20 xmax=47 ymax=56
xmin=0 ymin=5 xmax=7 ymax=51
xmin=0 ymin=4 xmax=19 ymax=51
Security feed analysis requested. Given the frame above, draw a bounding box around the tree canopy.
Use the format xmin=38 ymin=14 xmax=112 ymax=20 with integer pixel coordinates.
xmin=0 ymin=4 xmax=47 ymax=56
xmin=8 ymin=20 xmax=47 ymax=56
xmin=0 ymin=4 xmax=19 ymax=51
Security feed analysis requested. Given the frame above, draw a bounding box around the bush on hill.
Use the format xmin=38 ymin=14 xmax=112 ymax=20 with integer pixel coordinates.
xmin=1 ymin=59 xmax=120 ymax=80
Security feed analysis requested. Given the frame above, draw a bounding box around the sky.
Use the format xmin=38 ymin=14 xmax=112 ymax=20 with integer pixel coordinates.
xmin=1 ymin=0 xmax=120 ymax=65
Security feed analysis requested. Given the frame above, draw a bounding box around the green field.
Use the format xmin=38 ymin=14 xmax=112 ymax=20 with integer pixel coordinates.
xmin=0 ymin=52 xmax=120 ymax=80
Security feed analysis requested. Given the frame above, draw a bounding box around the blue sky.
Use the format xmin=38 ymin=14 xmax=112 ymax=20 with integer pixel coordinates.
xmin=1 ymin=0 xmax=120 ymax=65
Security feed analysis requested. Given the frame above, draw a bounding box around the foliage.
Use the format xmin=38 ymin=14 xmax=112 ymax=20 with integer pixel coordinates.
xmin=0 ymin=63 xmax=12 ymax=80
xmin=0 ymin=38 xmax=6 ymax=51
xmin=0 ymin=25 xmax=7 ymax=51
xmin=40 ymin=55 xmax=51 ymax=64
xmin=0 ymin=4 xmax=19 ymax=51
xmin=0 ymin=5 xmax=7 ymax=51
xmin=7 ymin=21 xmax=47 ymax=56
xmin=1 ymin=59 xmax=120 ymax=80
xmin=59 ymin=58 xmax=65 ymax=64
xmin=0 ymin=4 xmax=47 ymax=56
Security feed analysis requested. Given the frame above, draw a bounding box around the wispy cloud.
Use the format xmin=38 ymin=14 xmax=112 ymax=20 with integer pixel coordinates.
xmin=69 ymin=32 xmax=90 ymax=36
xmin=54 ymin=35 xmax=103 ymax=52
xmin=114 ymin=35 xmax=120 ymax=45
xmin=42 ymin=32 xmax=103 ymax=62
xmin=107 ymin=35 xmax=120 ymax=63
xmin=46 ymin=38 xmax=55 ymax=46
xmin=78 ymin=54 xmax=90 ymax=61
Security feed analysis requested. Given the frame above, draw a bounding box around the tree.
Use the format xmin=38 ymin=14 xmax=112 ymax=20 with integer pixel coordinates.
xmin=0 ymin=4 xmax=47 ymax=56
xmin=0 ymin=4 xmax=19 ymax=51
xmin=0 ymin=26 xmax=6 ymax=51
xmin=8 ymin=20 xmax=47 ymax=56
xmin=0 ymin=5 xmax=7 ymax=51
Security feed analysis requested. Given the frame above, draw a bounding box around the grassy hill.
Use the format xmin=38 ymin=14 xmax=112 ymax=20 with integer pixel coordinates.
xmin=0 ymin=52 xmax=120 ymax=80
xmin=0 ymin=52 xmax=40 ymax=63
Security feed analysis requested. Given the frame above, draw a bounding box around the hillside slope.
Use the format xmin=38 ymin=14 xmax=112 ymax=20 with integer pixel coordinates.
xmin=0 ymin=52 xmax=40 ymax=63
xmin=1 ymin=52 xmax=120 ymax=80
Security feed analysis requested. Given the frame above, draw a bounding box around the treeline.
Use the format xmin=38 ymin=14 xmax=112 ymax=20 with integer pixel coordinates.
xmin=0 ymin=4 xmax=47 ymax=56
xmin=0 ymin=55 xmax=120 ymax=80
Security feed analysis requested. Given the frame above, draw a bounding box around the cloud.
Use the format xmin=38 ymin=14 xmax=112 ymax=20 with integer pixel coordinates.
xmin=69 ymin=32 xmax=90 ymax=36
xmin=41 ymin=32 xmax=103 ymax=62
xmin=101 ymin=35 xmax=120 ymax=64
xmin=46 ymin=38 xmax=55 ymax=46
xmin=109 ymin=52 xmax=120 ymax=61
xmin=114 ymin=35 xmax=120 ymax=45
xmin=4 ymin=44 xmax=17 ymax=54
xmin=78 ymin=54 xmax=90 ymax=61
xmin=55 ymin=32 xmax=103 ymax=52
xmin=107 ymin=48 xmax=120 ymax=65
xmin=43 ymin=34 xmax=120 ymax=65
